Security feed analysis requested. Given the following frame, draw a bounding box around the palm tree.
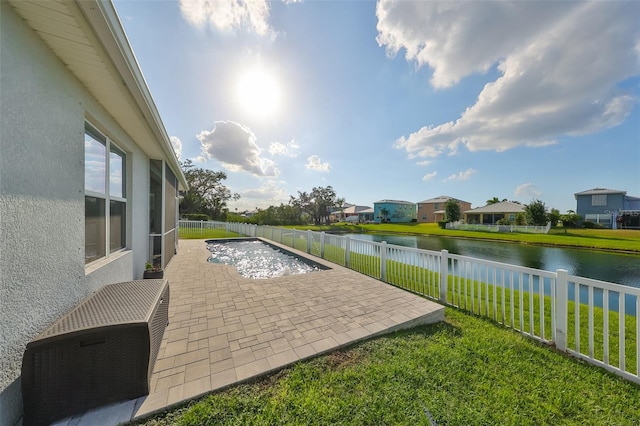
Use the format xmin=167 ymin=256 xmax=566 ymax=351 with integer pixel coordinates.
xmin=379 ymin=208 xmax=390 ymax=223
xmin=486 ymin=197 xmax=500 ymax=205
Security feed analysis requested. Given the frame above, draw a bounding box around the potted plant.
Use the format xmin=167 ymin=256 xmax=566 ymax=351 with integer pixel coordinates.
xmin=143 ymin=262 xmax=164 ymax=279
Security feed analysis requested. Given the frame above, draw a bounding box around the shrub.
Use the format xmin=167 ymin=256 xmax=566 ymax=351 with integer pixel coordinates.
xmin=183 ymin=213 xmax=210 ymax=221
xmin=437 ymin=221 xmax=448 ymax=229
xmin=582 ymin=221 xmax=604 ymax=229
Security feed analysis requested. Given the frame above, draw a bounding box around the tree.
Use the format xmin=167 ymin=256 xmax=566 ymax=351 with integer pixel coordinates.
xmin=548 ymin=208 xmax=561 ymax=227
xmin=444 ymin=199 xmax=461 ymax=222
xmin=290 ymin=186 xmax=344 ymax=225
xmin=179 ymin=159 xmax=239 ymax=220
xmin=524 ymin=199 xmax=548 ymax=226
xmin=561 ymin=210 xmax=581 ymax=228
xmin=379 ymin=208 xmax=390 ymax=223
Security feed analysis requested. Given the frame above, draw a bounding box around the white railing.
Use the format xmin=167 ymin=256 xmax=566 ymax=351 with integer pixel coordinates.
xmin=446 ymin=221 xmax=552 ymax=234
xmin=181 ymin=220 xmax=640 ymax=385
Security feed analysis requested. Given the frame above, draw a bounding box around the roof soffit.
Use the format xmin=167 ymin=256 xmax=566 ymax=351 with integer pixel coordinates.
xmin=9 ymin=0 xmax=187 ymax=189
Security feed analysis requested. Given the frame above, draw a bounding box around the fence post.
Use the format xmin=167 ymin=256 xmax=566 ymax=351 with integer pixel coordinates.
xmin=345 ymin=237 xmax=351 ymax=268
xmin=439 ymin=250 xmax=449 ymax=303
xmin=320 ymin=232 xmax=325 ymax=258
xmin=555 ymin=269 xmax=568 ymax=352
xmin=380 ymin=242 xmax=387 ymax=282
xmin=307 ymin=230 xmax=312 ymax=254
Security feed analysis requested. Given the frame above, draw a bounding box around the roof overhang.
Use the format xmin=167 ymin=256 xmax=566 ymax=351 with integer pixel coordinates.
xmin=8 ymin=0 xmax=187 ymax=190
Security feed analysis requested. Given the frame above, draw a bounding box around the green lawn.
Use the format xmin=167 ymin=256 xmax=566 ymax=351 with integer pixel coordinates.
xmin=178 ymin=228 xmax=241 ymax=239
xmin=288 ymin=223 xmax=640 ymax=253
xmin=135 ymin=308 xmax=640 ymax=426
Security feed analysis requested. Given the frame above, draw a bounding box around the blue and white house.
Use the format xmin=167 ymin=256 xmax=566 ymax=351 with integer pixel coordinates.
xmin=575 ymin=188 xmax=640 ymax=229
xmin=373 ymin=200 xmax=417 ymax=223
xmin=1 ymin=1 xmax=187 ymax=424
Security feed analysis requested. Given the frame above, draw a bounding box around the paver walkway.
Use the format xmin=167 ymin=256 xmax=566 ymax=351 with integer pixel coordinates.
xmin=57 ymin=238 xmax=444 ymax=425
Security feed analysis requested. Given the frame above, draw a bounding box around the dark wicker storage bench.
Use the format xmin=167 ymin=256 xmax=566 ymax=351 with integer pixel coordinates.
xmin=21 ymin=279 xmax=169 ymax=426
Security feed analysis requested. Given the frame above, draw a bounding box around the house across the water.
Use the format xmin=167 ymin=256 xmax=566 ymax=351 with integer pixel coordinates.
xmin=463 ymin=201 xmax=525 ymax=225
xmin=373 ymin=200 xmax=417 ymax=223
xmin=417 ymin=195 xmax=472 ymax=223
xmin=575 ymin=188 xmax=640 ymax=229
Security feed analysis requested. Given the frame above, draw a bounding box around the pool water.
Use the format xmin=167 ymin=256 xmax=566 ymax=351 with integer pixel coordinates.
xmin=206 ymin=239 xmax=326 ymax=279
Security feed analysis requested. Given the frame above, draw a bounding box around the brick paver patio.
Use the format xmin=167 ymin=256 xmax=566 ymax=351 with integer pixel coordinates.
xmin=57 ymin=238 xmax=444 ymax=425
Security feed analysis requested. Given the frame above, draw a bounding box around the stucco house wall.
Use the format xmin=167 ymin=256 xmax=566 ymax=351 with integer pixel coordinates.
xmin=575 ymin=189 xmax=626 ymax=216
xmin=463 ymin=201 xmax=525 ymax=225
xmin=417 ymin=196 xmax=472 ymax=223
xmin=0 ymin=2 xmax=186 ymax=424
xmin=373 ymin=200 xmax=417 ymax=223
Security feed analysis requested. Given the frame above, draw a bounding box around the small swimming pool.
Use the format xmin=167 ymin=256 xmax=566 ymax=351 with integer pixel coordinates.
xmin=206 ymin=239 xmax=328 ymax=279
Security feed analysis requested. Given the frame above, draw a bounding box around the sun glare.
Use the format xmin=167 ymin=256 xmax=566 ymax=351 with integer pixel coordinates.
xmin=236 ymin=67 xmax=282 ymax=119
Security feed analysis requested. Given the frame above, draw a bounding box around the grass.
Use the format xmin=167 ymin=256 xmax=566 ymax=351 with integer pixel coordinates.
xmin=178 ymin=228 xmax=241 ymax=239
xmin=135 ymin=308 xmax=640 ymax=426
xmin=289 ymin=223 xmax=640 ymax=253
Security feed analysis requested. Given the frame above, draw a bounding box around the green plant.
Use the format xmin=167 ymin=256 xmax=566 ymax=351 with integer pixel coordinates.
xmin=183 ymin=213 xmax=210 ymax=221
xmin=135 ymin=308 xmax=640 ymax=426
xmin=145 ymin=262 xmax=162 ymax=272
xmin=444 ymin=199 xmax=461 ymax=222
xmin=582 ymin=221 xmax=603 ymax=229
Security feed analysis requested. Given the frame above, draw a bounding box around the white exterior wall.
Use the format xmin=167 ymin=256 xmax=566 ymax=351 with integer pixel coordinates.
xmin=0 ymin=4 xmax=150 ymax=424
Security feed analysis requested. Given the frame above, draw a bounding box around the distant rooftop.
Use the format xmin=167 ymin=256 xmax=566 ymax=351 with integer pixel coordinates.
xmin=342 ymin=205 xmax=373 ymax=214
xmin=374 ymin=199 xmax=415 ymax=205
xmin=464 ymin=201 xmax=525 ymax=214
xmin=574 ymin=188 xmax=626 ymax=197
xmin=417 ymin=195 xmax=470 ymax=204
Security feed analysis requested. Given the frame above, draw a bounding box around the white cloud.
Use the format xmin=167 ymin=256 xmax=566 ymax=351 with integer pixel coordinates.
xmin=443 ymin=168 xmax=476 ymax=182
xmin=240 ymin=181 xmax=287 ymax=200
xmin=170 ymin=136 xmax=182 ymax=159
xmin=379 ymin=1 xmax=640 ymax=158
xmin=305 ymin=155 xmax=331 ymax=172
xmin=422 ymin=171 xmax=437 ymax=181
xmin=197 ymin=121 xmax=279 ymax=177
xmin=515 ymin=183 xmax=542 ymax=199
xmin=228 ymin=180 xmax=290 ymax=211
xmin=269 ymin=140 xmax=300 ymax=157
xmin=416 ymin=160 xmax=431 ymax=166
xmin=179 ymin=0 xmax=272 ymax=36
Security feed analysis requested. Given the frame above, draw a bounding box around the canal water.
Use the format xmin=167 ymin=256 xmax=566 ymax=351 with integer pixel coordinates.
xmin=343 ymin=233 xmax=640 ymax=289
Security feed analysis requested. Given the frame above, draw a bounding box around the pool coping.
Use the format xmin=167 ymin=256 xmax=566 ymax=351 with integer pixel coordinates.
xmin=56 ymin=238 xmax=445 ymax=425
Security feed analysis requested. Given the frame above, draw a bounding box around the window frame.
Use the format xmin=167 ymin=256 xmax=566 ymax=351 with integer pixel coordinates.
xmin=592 ymin=194 xmax=607 ymax=206
xmin=84 ymin=122 xmax=128 ymax=265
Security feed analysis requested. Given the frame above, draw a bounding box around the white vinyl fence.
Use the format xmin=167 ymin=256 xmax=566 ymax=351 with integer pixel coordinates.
xmin=181 ymin=220 xmax=640 ymax=385
xmin=447 ymin=221 xmax=552 ymax=234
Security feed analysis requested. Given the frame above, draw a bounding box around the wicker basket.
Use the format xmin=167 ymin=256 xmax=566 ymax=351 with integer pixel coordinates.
xmin=21 ymin=279 xmax=169 ymax=426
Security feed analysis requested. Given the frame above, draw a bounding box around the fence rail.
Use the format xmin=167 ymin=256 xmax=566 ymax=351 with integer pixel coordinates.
xmin=446 ymin=221 xmax=552 ymax=234
xmin=181 ymin=220 xmax=640 ymax=385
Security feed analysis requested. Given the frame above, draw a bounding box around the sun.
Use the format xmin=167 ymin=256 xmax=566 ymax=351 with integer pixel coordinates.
xmin=235 ymin=67 xmax=282 ymax=119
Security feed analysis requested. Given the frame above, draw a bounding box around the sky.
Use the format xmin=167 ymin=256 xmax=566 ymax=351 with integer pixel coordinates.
xmin=113 ymin=0 xmax=640 ymax=214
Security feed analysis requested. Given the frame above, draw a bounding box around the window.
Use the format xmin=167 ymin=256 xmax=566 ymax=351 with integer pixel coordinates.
xmin=84 ymin=123 xmax=126 ymax=264
xmin=592 ymin=194 xmax=607 ymax=206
